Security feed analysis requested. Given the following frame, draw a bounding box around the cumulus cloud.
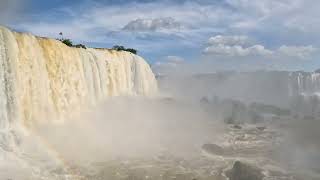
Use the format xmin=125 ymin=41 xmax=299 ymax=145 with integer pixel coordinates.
xmin=204 ymin=44 xmax=272 ymax=57
xmin=204 ymin=35 xmax=317 ymax=59
xmin=9 ymin=0 xmax=320 ymax=70
xmin=15 ymin=1 xmax=206 ymax=46
xmin=123 ymin=17 xmax=182 ymax=32
xmin=278 ymin=45 xmax=317 ymax=59
xmin=204 ymin=35 xmax=272 ymax=57
xmin=208 ymin=35 xmax=251 ymax=46
xmin=225 ymin=0 xmax=320 ymax=35
xmin=13 ymin=0 xmax=320 ymax=43
xmin=14 ymin=0 xmax=320 ymax=43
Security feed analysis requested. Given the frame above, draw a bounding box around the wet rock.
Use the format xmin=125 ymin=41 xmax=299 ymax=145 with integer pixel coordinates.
xmin=224 ymin=117 xmax=235 ymax=124
xmin=200 ymin=96 xmax=210 ymax=104
xmin=256 ymin=126 xmax=266 ymax=131
xmin=232 ymin=125 xmax=242 ymax=129
xmin=248 ymin=111 xmax=264 ymax=123
xmin=202 ymin=144 xmax=225 ymax=156
xmin=225 ymin=161 xmax=264 ymax=180
xmin=249 ymin=102 xmax=291 ymax=116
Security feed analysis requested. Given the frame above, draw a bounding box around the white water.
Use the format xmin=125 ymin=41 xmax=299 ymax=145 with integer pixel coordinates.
xmin=289 ymin=72 xmax=320 ymax=97
xmin=0 ymin=26 xmax=158 ymax=179
xmin=0 ymin=26 xmax=157 ymax=129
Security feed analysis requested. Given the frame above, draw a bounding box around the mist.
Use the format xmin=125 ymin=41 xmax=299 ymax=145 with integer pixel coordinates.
xmin=21 ymin=57 xmax=320 ymax=179
xmin=154 ymin=62 xmax=320 ymax=179
xmin=33 ymin=97 xmax=224 ymax=164
xmin=23 ymin=68 xmax=320 ymax=179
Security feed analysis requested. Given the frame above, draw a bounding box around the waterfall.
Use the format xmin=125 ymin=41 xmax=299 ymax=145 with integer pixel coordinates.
xmin=289 ymin=72 xmax=320 ymax=97
xmin=0 ymin=26 xmax=157 ymax=129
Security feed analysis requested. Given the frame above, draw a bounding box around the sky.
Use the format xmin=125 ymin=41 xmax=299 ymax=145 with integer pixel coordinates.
xmin=1 ymin=0 xmax=320 ymax=72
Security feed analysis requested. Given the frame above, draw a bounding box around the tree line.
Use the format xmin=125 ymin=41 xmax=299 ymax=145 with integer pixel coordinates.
xmin=58 ymin=32 xmax=138 ymax=54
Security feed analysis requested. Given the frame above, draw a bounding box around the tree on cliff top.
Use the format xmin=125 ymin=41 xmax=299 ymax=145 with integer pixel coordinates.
xmin=61 ymin=39 xmax=73 ymax=47
xmin=57 ymin=32 xmax=86 ymax=49
xmin=112 ymin=45 xmax=138 ymax=55
xmin=125 ymin=48 xmax=137 ymax=54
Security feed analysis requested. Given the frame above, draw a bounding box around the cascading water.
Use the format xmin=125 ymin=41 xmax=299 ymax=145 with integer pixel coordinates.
xmin=0 ymin=26 xmax=158 ymax=179
xmin=0 ymin=26 xmax=157 ymax=128
xmin=288 ymin=72 xmax=320 ymax=97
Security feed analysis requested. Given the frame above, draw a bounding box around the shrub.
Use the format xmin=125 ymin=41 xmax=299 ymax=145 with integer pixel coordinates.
xmin=125 ymin=48 xmax=137 ymax=54
xmin=112 ymin=45 xmax=138 ymax=54
xmin=61 ymin=39 xmax=73 ymax=47
xmin=74 ymin=44 xmax=87 ymax=49
xmin=57 ymin=37 xmax=86 ymax=49
xmin=112 ymin=45 xmax=125 ymax=51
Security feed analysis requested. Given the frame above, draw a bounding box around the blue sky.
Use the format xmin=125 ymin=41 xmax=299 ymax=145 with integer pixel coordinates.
xmin=1 ymin=0 xmax=320 ymax=72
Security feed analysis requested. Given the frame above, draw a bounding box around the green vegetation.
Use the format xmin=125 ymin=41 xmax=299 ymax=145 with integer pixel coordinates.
xmin=125 ymin=48 xmax=137 ymax=54
xmin=57 ymin=33 xmax=136 ymax=52
xmin=58 ymin=38 xmax=87 ymax=49
xmin=74 ymin=44 xmax=87 ymax=49
xmin=61 ymin=39 xmax=73 ymax=47
xmin=112 ymin=45 xmax=138 ymax=54
xmin=112 ymin=45 xmax=125 ymax=51
xmin=58 ymin=32 xmax=86 ymax=49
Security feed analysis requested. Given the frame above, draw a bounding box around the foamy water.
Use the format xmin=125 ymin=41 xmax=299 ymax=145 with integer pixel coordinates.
xmin=0 ymin=26 xmax=158 ymax=179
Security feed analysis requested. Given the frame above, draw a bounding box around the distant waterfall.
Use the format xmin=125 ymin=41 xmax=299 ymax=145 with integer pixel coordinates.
xmin=289 ymin=72 xmax=320 ymax=97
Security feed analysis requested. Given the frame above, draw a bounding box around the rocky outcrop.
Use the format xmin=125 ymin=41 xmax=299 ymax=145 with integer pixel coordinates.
xmin=225 ymin=161 xmax=264 ymax=180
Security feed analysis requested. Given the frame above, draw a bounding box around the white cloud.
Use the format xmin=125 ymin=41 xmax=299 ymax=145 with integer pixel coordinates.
xmin=225 ymin=0 xmax=320 ymax=34
xmin=204 ymin=35 xmax=316 ymax=59
xmin=14 ymin=0 xmax=320 ymax=40
xmin=14 ymin=2 xmax=203 ymax=44
xmin=204 ymin=35 xmax=272 ymax=57
xmin=208 ymin=35 xmax=250 ymax=46
xmin=278 ymin=45 xmax=317 ymax=59
xmin=204 ymin=44 xmax=272 ymax=57
xmin=13 ymin=0 xmax=320 ymax=45
xmin=10 ymin=0 xmax=320 ymax=69
xmin=225 ymin=0 xmax=300 ymax=16
xmin=123 ymin=17 xmax=182 ymax=32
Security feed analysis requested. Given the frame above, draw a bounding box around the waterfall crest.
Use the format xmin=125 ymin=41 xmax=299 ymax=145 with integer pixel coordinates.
xmin=289 ymin=72 xmax=320 ymax=96
xmin=0 ymin=26 xmax=157 ymax=128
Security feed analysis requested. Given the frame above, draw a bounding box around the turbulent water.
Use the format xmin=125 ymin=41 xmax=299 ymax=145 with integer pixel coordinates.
xmin=0 ymin=26 xmax=157 ymax=128
xmin=0 ymin=26 xmax=158 ymax=179
xmin=289 ymin=72 xmax=320 ymax=96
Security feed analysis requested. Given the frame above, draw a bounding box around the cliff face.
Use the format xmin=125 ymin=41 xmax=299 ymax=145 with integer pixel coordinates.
xmin=0 ymin=26 xmax=157 ymax=128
